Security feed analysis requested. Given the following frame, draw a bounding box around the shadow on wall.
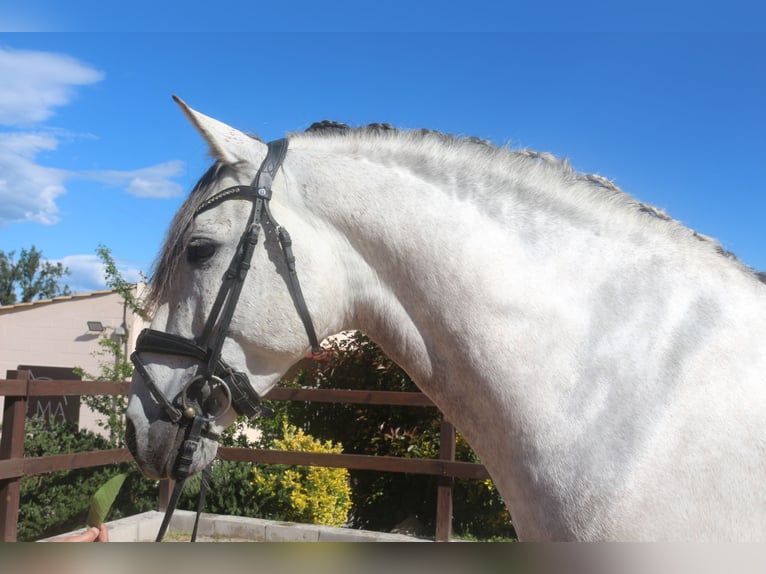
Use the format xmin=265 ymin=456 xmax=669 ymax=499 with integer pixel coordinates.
xmin=74 ymin=333 xmax=102 ymax=342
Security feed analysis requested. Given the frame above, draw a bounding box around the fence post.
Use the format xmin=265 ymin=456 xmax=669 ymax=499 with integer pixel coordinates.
xmin=435 ymin=418 xmax=456 ymax=541
xmin=0 ymin=370 xmax=30 ymax=542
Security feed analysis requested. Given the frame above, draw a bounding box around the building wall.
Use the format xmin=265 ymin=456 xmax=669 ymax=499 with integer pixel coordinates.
xmin=0 ymin=286 xmax=149 ymax=435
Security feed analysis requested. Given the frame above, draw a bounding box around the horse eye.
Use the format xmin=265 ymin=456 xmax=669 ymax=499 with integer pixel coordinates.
xmin=187 ymin=240 xmax=217 ymax=265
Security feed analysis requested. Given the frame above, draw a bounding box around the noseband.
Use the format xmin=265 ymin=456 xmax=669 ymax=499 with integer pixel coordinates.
xmin=130 ymin=138 xmax=322 ymax=541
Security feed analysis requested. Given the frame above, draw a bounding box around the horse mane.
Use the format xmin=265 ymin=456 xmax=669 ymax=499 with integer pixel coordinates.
xmin=147 ymin=122 xmax=763 ymax=308
xmin=294 ymin=122 xmax=759 ymax=278
xmin=297 ymin=120 xmax=666 ymax=209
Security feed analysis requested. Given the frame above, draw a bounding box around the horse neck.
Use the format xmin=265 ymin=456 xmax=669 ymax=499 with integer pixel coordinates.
xmin=291 ymin=138 xmax=766 ymax=409
xmin=291 ymin=140 xmax=719 ymax=385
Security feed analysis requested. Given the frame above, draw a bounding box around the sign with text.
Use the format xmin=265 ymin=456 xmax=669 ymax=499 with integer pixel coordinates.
xmin=17 ymin=365 xmax=81 ymax=428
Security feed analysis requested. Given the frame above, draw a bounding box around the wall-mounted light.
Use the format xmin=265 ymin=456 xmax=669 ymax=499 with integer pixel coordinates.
xmin=113 ymin=325 xmax=127 ymax=337
xmin=86 ymin=321 xmax=105 ymax=332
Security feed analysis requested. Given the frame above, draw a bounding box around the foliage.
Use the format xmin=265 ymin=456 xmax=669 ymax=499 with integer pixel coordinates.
xmin=176 ymin=421 xmax=264 ymax=517
xmin=259 ymin=331 xmax=516 ymax=539
xmin=17 ymin=245 xmax=157 ymax=540
xmin=452 ymin=435 xmax=515 ymax=539
xmin=0 ymin=245 xmax=71 ymax=306
xmin=18 ymin=417 xmax=158 ymax=541
xmin=95 ymin=243 xmax=147 ymax=319
xmin=250 ymin=423 xmax=352 ymax=526
xmin=178 ymin=422 xmax=352 ymax=528
xmin=74 ymin=245 xmax=143 ymax=446
xmin=74 ymin=335 xmax=132 ymax=447
xmin=86 ymin=472 xmax=127 ymax=528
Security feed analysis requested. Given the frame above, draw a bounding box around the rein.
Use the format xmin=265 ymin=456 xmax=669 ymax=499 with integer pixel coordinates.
xmin=130 ymin=138 xmax=322 ymax=541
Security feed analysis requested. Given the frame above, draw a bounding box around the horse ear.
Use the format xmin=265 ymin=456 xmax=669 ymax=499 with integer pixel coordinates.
xmin=172 ymin=95 xmax=265 ymax=165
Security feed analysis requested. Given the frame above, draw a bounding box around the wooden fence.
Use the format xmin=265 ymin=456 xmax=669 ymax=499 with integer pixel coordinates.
xmin=0 ymin=369 xmax=489 ymax=542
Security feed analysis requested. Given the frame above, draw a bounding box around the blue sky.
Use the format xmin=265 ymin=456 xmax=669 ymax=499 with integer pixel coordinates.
xmin=0 ymin=2 xmax=764 ymax=294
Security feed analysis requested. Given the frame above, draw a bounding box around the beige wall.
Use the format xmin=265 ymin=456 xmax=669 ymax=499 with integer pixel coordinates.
xmin=0 ymin=285 xmax=149 ymax=435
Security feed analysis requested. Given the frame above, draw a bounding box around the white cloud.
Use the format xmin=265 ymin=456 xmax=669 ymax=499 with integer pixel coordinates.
xmin=126 ymin=176 xmax=184 ymax=199
xmin=56 ymin=254 xmax=145 ymax=294
xmin=0 ymin=47 xmax=103 ymax=126
xmin=87 ymin=161 xmax=186 ymax=198
xmin=0 ymin=131 xmax=68 ymax=225
xmin=0 ymin=131 xmax=186 ymax=225
xmin=0 ymin=48 xmax=91 ymax=226
xmin=0 ymin=47 xmax=185 ymax=228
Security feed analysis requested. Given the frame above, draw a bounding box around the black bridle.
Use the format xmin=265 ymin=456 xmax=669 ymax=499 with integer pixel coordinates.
xmin=130 ymin=138 xmax=322 ymax=541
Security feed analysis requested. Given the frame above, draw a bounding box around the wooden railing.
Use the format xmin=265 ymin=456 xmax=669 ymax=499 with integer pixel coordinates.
xmin=0 ymin=370 xmax=489 ymax=542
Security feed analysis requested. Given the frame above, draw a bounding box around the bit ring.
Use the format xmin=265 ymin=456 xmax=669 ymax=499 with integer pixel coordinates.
xmin=181 ymin=374 xmax=233 ymax=422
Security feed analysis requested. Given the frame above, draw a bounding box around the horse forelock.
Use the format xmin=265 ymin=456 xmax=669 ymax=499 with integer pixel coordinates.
xmin=146 ymin=161 xmax=239 ymax=310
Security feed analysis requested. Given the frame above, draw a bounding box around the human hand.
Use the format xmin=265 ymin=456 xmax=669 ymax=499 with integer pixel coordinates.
xmin=53 ymin=523 xmax=109 ymax=542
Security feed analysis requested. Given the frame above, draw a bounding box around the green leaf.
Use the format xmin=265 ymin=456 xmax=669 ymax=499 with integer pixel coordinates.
xmin=86 ymin=473 xmax=127 ymax=527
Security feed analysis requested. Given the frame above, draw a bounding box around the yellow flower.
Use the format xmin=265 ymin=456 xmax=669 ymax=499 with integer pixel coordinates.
xmin=249 ymin=423 xmax=351 ymax=526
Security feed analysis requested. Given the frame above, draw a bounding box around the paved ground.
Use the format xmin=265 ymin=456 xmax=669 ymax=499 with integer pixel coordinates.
xmin=42 ymin=510 xmax=431 ymax=542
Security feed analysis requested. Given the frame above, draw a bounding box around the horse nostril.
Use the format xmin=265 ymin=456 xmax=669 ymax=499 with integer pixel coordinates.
xmin=125 ymin=418 xmax=139 ymax=458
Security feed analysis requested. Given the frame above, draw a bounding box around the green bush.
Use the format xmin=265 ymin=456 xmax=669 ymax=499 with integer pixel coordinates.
xmin=18 ymin=417 xmax=158 ymax=541
xmin=177 ymin=459 xmax=262 ymax=518
xmin=74 ymin=335 xmax=131 ymax=447
xmin=16 ymin=246 xmax=159 ymax=541
xmin=178 ymin=421 xmax=352 ymax=527
xmin=452 ymin=434 xmax=514 ymax=540
xmin=251 ymin=423 xmax=351 ymax=526
xmin=176 ymin=422 xmax=263 ymax=518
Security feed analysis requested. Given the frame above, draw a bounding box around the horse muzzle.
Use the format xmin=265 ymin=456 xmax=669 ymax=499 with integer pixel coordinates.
xmin=127 ymin=329 xmax=272 ymax=479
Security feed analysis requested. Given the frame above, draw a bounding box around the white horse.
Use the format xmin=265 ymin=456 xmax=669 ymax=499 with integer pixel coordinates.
xmin=126 ymin=97 xmax=766 ymax=541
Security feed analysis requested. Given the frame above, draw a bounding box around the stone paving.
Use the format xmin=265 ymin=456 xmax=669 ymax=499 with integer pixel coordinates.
xmin=42 ymin=510 xmax=430 ymax=542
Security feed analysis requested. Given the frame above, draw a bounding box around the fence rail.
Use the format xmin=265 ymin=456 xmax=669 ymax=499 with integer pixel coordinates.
xmin=1 ymin=369 xmax=488 ymax=542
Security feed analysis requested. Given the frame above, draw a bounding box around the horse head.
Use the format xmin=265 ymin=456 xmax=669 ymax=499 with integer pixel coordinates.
xmin=126 ymin=98 xmax=347 ymax=479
